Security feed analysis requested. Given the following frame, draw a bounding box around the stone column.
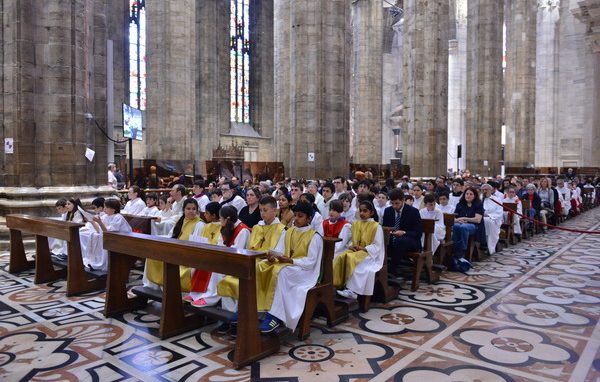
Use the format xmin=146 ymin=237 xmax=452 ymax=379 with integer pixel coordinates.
xmin=1 ymin=0 xmax=108 ymax=187
xmin=504 ymin=0 xmax=537 ymax=168
xmin=350 ymin=0 xmax=383 ymax=164
xmin=382 ymin=6 xmax=403 ymax=164
xmin=465 ymin=0 xmax=504 ymax=176
xmin=403 ymin=0 xmax=449 ymax=177
xmin=534 ymin=0 xmax=560 ymax=167
xmin=196 ymin=0 xmax=229 ymax=163
xmin=249 ymin=0 xmax=274 ymax=139
xmin=274 ymin=0 xmax=351 ymax=179
xmin=447 ymin=0 xmax=468 ymax=172
xmin=146 ymin=0 xmax=197 ymax=160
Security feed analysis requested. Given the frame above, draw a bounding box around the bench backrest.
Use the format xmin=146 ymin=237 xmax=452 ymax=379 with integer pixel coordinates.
xmin=421 ymin=219 xmax=435 ymax=252
xmin=6 ymin=214 xmax=84 ymax=241
xmin=122 ymin=214 xmax=157 ymax=234
xmin=443 ymin=213 xmax=455 ymax=242
xmin=103 ymin=232 xmax=264 ymax=280
xmin=503 ymin=203 xmax=517 ymax=225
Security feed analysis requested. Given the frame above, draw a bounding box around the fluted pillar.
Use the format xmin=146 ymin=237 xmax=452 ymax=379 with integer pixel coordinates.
xmin=274 ymin=0 xmax=351 ymax=178
xmin=403 ymin=0 xmax=449 ymax=177
xmin=505 ymin=0 xmax=537 ymax=168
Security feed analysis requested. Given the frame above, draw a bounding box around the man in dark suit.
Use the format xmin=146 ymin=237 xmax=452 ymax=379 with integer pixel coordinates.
xmin=383 ymin=189 xmax=423 ymax=275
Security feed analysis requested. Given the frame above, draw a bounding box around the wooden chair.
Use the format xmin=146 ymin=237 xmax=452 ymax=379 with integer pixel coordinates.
xmin=500 ymin=202 xmax=517 ymax=247
xmin=406 ymin=219 xmax=437 ymax=291
xmin=466 ymin=234 xmax=485 ymax=263
xmin=356 ymin=228 xmax=399 ymax=312
xmin=582 ymin=188 xmax=594 ymax=211
xmin=521 ymin=200 xmax=537 ymax=236
xmin=297 ymin=237 xmax=348 ymax=340
xmin=437 ymin=213 xmax=455 ymax=267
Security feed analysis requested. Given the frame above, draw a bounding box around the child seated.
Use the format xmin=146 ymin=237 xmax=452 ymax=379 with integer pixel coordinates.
xmin=257 ymin=202 xmax=323 ymax=333
xmin=141 ymin=193 xmax=161 ymax=217
xmin=374 ymin=191 xmax=389 ymax=223
xmin=333 ymin=201 xmax=384 ymax=300
xmin=322 ymin=200 xmax=351 ymax=256
xmin=49 ymin=198 xmax=68 ymax=255
xmin=185 ymin=204 xmax=249 ymax=308
xmin=419 ymin=193 xmax=446 ymax=254
xmin=83 ymin=199 xmax=132 ymax=271
xmin=437 ymin=192 xmax=455 ymax=214
xmin=144 ymin=198 xmax=202 ymax=289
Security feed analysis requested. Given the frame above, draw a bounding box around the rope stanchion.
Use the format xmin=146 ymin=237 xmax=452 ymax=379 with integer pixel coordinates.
xmin=490 ymin=198 xmax=600 ymax=235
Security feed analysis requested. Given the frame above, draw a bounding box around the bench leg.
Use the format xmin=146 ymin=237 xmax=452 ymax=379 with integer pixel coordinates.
xmin=425 ymin=252 xmax=437 ymax=284
xmin=358 ymin=294 xmax=371 ymax=313
xmin=9 ymin=229 xmax=34 ymax=273
xmin=105 ymin=251 xmax=146 ymax=317
xmin=411 ymin=255 xmax=424 ymax=291
xmin=159 ymin=263 xmax=205 ymax=339
xmin=66 ymin=235 xmax=105 ymax=297
xmin=35 ymin=235 xmax=65 ymax=284
xmin=234 ymin=277 xmax=280 ymax=369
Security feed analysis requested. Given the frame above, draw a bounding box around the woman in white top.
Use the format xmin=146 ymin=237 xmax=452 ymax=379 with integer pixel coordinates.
xmin=65 ymin=198 xmax=85 ymax=224
xmin=123 ymin=185 xmax=146 ymax=216
xmin=419 ymin=194 xmax=446 ymax=254
xmin=411 ymin=184 xmax=425 ymax=210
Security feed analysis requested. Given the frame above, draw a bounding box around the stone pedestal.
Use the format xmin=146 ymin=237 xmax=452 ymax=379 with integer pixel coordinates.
xmin=504 ymin=0 xmax=537 ymax=168
xmin=274 ymin=0 xmax=351 ymax=179
xmin=466 ymin=0 xmax=504 ymax=176
xmin=403 ymin=0 xmax=449 ymax=177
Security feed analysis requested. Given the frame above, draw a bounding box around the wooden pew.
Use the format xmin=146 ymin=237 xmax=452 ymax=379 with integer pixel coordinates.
xmin=122 ymin=214 xmax=157 ymax=235
xmin=297 ymin=237 xmax=348 ymax=340
xmin=582 ymin=188 xmax=594 ymax=211
xmin=500 ymin=202 xmax=517 ymax=247
xmin=7 ymin=215 xmax=84 ymax=288
xmin=102 ymin=232 xmax=279 ymax=369
xmin=408 ymin=219 xmax=437 ymax=291
xmin=355 ymin=228 xmax=399 ymax=312
xmin=437 ymin=213 xmax=455 ymax=267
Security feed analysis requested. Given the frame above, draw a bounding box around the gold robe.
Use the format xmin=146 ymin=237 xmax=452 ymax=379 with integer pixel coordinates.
xmin=146 ymin=216 xmax=201 ymax=291
xmin=333 ymin=220 xmax=379 ymax=288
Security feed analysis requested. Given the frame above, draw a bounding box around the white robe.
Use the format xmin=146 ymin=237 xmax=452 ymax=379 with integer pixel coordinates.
xmin=413 ymin=196 xmax=424 ymax=210
xmin=269 ymin=226 xmax=324 ymax=331
xmin=333 ymin=223 xmax=353 ymax=257
xmin=438 ymin=204 xmax=455 ymax=214
xmin=219 ymin=195 xmax=247 ymax=213
xmin=556 ymin=186 xmax=571 ymax=215
xmin=341 ymin=206 xmax=356 ymax=224
xmin=502 ymin=196 xmax=523 ymax=235
xmin=48 ymin=214 xmax=68 ymax=254
xmin=82 ymin=213 xmax=132 ymax=271
xmin=310 ymin=211 xmax=325 ymax=236
xmin=140 ymin=206 xmax=161 ymax=217
xmin=193 ymin=194 xmax=210 ymax=212
xmin=340 ymin=220 xmax=385 ymax=296
xmin=449 ymin=193 xmax=462 ymax=208
xmin=420 ymin=208 xmax=446 ymax=254
xmin=483 ymin=196 xmax=503 ymax=254
xmin=374 ymin=203 xmax=389 ymax=224
xmin=123 ymin=197 xmax=146 ymax=216
xmin=151 ymin=200 xmax=182 ymax=236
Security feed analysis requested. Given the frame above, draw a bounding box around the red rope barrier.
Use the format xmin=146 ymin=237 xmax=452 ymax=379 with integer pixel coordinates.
xmin=489 ymin=198 xmax=600 ymax=235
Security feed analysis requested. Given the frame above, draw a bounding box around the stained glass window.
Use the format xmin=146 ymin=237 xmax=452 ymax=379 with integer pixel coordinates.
xmin=129 ymin=0 xmax=146 ymax=110
xmin=230 ymin=0 xmax=250 ymax=123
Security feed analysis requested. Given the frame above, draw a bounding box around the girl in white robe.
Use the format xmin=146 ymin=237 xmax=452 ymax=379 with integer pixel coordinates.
xmin=502 ymin=188 xmax=523 ymax=235
xmin=334 ymin=201 xmax=384 ymax=300
xmin=83 ymin=199 xmax=132 ymax=271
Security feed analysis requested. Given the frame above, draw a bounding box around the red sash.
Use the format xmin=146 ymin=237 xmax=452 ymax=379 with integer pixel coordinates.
xmin=323 ymin=218 xmax=347 ymax=238
xmin=190 ymin=222 xmax=249 ymax=293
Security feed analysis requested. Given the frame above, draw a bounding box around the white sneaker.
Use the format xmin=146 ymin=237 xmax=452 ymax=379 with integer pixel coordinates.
xmin=336 ymin=289 xmax=358 ymax=300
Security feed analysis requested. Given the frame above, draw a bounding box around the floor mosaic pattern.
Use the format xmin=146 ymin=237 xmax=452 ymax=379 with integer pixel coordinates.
xmin=0 ymin=209 xmax=599 ymax=381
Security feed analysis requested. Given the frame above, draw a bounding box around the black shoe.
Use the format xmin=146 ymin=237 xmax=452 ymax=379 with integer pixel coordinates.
xmin=216 ymin=321 xmax=230 ymax=334
xmin=229 ymin=325 xmax=237 ymax=337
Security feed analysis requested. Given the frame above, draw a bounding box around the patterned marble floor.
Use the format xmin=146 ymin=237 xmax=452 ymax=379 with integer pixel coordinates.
xmin=0 ymin=210 xmax=599 ymax=381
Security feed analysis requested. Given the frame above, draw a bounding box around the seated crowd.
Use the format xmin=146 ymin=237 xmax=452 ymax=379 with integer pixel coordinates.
xmin=50 ymin=171 xmax=599 ymax=334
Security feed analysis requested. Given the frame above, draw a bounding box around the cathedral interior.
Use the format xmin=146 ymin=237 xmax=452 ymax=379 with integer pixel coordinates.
xmin=0 ymin=0 xmax=599 ymax=381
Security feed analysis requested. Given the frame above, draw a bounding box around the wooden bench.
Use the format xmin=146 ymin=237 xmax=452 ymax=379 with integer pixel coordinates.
xmin=582 ymin=188 xmax=594 ymax=211
xmin=102 ymin=232 xmax=279 ymax=369
xmin=437 ymin=213 xmax=455 ymax=267
xmin=298 ymin=237 xmax=348 ymax=340
xmin=7 ymin=214 xmax=84 ymax=290
xmin=500 ymin=202 xmax=517 ymax=247
xmin=355 ymin=228 xmax=399 ymax=312
xmin=521 ymin=200 xmax=536 ymax=236
xmin=407 ymin=219 xmax=437 ymax=291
